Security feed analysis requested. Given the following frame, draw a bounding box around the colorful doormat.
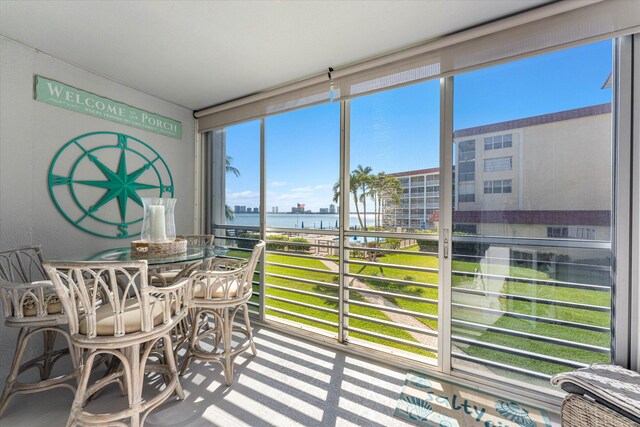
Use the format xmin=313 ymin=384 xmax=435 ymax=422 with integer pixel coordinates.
xmin=394 ymin=371 xmax=553 ymax=427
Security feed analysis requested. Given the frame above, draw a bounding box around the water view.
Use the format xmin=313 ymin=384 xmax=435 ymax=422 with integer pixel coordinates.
xmin=227 ymin=213 xmax=375 ymax=229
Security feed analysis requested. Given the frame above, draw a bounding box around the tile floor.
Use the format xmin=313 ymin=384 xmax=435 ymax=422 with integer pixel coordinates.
xmin=1 ymin=326 xmax=418 ymax=426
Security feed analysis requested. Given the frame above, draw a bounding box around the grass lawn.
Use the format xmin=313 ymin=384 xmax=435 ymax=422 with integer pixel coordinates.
xmin=347 ymin=244 xmax=611 ymax=377
xmin=223 ymin=243 xmax=610 ymax=379
xmin=264 ymin=253 xmax=435 ymax=358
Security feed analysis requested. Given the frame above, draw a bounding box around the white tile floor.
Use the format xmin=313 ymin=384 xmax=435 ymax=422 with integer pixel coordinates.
xmin=1 ymin=326 xmax=416 ymax=426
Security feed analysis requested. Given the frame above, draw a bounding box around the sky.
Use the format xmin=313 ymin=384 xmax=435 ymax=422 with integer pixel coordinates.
xmin=224 ymin=40 xmax=612 ymax=213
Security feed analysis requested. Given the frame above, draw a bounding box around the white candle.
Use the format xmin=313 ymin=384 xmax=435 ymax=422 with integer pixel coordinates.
xmin=149 ymin=205 xmax=167 ymax=242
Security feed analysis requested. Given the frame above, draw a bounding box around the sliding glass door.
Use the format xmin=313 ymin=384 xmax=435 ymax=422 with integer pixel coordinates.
xmin=205 ymin=38 xmax=617 ymax=394
xmin=449 ymin=40 xmax=613 ymax=388
xmin=345 ymin=80 xmax=441 ymax=363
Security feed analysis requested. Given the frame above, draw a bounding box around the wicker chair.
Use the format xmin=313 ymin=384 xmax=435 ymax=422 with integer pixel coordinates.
xmin=561 ymin=394 xmax=638 ymax=427
xmin=44 ymin=260 xmax=188 ymax=427
xmin=552 ymin=364 xmax=640 ymax=427
xmin=0 ymin=245 xmax=78 ymax=417
xmin=180 ymin=241 xmax=264 ymax=385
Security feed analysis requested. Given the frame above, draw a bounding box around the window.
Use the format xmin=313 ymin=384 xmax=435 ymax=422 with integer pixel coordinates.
xmin=547 ymin=226 xmax=597 ymax=240
xmin=458 ymin=159 xmax=475 ymax=182
xmin=547 ymin=226 xmax=569 ymax=238
xmin=484 ymin=156 xmax=512 ymax=172
xmin=265 ymin=103 xmax=339 ymax=228
xmin=452 ymin=40 xmax=613 ymax=388
xmin=484 ymin=134 xmax=513 ymax=150
xmin=576 ymin=227 xmax=596 ymax=240
xmin=454 ymin=224 xmax=477 ymax=234
xmin=484 ymin=179 xmax=513 ymax=194
xmin=209 ymin=121 xmax=261 ymax=229
xmin=457 ymin=140 xmax=476 ymax=182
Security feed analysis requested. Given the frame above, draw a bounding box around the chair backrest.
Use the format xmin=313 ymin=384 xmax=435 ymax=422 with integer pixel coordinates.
xmin=0 ymin=245 xmax=52 ymax=319
xmin=190 ymin=240 xmax=265 ymax=301
xmin=178 ymin=234 xmax=216 ymax=247
xmin=43 ymin=261 xmax=174 ymax=339
xmin=242 ymin=240 xmax=265 ymax=295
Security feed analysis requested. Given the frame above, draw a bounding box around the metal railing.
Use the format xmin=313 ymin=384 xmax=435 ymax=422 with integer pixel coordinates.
xmin=210 ymin=224 xmax=612 ymax=384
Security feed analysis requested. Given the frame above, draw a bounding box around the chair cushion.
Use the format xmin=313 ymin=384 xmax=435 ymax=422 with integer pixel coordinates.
xmin=22 ymin=296 xmax=62 ymax=317
xmin=149 ymin=270 xmax=180 ymax=283
xmin=193 ymin=279 xmax=240 ymax=299
xmin=78 ymin=298 xmax=168 ymax=336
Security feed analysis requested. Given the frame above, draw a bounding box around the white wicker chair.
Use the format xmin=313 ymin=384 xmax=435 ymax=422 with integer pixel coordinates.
xmin=180 ymin=241 xmax=264 ymax=385
xmin=0 ymin=245 xmax=78 ymax=417
xmin=44 ymin=260 xmax=188 ymax=427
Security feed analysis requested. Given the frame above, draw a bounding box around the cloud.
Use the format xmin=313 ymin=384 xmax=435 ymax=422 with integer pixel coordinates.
xmin=270 ymin=181 xmax=288 ymax=187
xmin=227 ymin=190 xmax=260 ymax=200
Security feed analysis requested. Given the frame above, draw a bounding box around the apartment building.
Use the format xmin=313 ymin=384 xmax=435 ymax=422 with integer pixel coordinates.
xmin=385 ymin=103 xmax=612 ymax=240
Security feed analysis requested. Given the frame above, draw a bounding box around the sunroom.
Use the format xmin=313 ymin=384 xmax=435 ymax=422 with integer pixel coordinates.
xmin=1 ymin=1 xmax=639 ymax=426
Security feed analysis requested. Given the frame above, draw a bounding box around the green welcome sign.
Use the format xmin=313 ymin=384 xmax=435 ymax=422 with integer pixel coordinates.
xmin=34 ymin=75 xmax=182 ymax=139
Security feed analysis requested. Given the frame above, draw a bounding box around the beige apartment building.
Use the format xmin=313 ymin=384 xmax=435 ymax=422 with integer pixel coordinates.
xmin=385 ymin=103 xmax=612 ymax=240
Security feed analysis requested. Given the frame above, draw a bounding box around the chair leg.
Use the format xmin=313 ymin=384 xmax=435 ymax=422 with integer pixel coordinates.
xmin=67 ymin=350 xmax=97 ymax=427
xmin=180 ymin=309 xmax=203 ymax=375
xmin=222 ymin=308 xmax=234 ymax=386
xmin=163 ymin=334 xmax=185 ymax=400
xmin=0 ymin=327 xmax=29 ymax=417
xmin=41 ymin=329 xmax=57 ymax=380
xmin=127 ymin=343 xmax=142 ymax=427
xmin=242 ymin=304 xmax=257 ymax=357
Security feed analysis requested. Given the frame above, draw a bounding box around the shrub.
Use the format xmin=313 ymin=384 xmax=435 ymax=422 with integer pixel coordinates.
xmin=266 ymin=234 xmax=289 ymax=251
xmin=238 ymin=232 xmax=260 ymax=249
xmin=289 ymin=237 xmax=311 ymax=253
xmin=349 ymin=249 xmax=366 ymax=259
xmin=365 ymin=241 xmax=383 ymax=260
xmin=417 ymin=239 xmax=438 ymax=254
xmin=383 ymin=238 xmax=402 ymax=250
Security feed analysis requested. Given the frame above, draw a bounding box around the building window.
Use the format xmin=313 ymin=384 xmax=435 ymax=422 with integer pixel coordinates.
xmin=575 ymin=227 xmax=596 ymax=240
xmin=458 ymin=160 xmax=475 ymax=182
xmin=484 ymin=179 xmax=513 ymax=194
xmin=458 ymin=194 xmax=475 ymax=203
xmin=547 ymin=226 xmax=596 ymax=240
xmin=454 ymin=224 xmax=477 ymax=234
xmin=457 ymin=140 xmax=476 ymax=182
xmin=484 ymin=156 xmax=512 ymax=172
xmin=547 ymin=227 xmax=568 ymax=238
xmin=484 ymin=134 xmax=513 ymax=150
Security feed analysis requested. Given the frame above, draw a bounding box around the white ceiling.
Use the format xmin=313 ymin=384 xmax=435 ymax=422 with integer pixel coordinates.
xmin=0 ymin=0 xmax=551 ymax=111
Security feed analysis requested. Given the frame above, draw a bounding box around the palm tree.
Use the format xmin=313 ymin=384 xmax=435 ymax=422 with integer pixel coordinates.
xmin=225 ymin=155 xmax=239 ymax=221
xmin=226 ymin=156 xmax=240 ymax=177
xmin=225 ymin=204 xmax=235 ymax=221
xmin=352 ymin=165 xmax=373 ymax=231
xmin=373 ymin=173 xmax=402 ymax=230
xmin=332 ymin=165 xmax=377 ymax=233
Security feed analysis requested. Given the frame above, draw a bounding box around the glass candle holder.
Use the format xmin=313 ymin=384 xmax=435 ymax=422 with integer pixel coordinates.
xmin=140 ymin=198 xmax=177 ymax=243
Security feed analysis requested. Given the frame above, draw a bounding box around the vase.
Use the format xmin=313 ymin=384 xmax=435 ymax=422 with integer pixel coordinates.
xmin=140 ymin=198 xmax=177 ymax=243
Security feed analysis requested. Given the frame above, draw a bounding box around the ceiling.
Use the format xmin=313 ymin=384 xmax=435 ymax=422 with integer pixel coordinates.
xmin=0 ymin=0 xmax=551 ymax=111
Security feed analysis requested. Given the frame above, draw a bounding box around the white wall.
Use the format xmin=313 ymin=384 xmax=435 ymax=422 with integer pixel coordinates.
xmin=0 ymin=37 xmax=196 ymax=382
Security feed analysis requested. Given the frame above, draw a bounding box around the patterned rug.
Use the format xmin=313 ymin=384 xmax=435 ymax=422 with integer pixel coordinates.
xmin=394 ymin=371 xmax=553 ymax=427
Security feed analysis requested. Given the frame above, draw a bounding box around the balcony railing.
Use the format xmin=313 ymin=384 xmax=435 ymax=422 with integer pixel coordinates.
xmin=210 ymin=224 xmax=611 ymax=386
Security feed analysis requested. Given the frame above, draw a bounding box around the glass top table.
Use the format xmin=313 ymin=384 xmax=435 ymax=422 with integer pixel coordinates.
xmin=85 ymin=246 xmax=228 ymax=266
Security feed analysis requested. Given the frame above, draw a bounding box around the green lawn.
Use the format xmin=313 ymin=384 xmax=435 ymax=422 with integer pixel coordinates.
xmin=224 ymin=243 xmax=611 ymax=379
xmin=349 ymin=245 xmax=611 ymax=377
xmin=263 ymin=253 xmax=435 ymax=357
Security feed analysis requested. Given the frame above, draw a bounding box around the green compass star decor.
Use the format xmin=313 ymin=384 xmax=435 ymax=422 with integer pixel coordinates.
xmin=48 ymin=131 xmax=174 ymax=239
